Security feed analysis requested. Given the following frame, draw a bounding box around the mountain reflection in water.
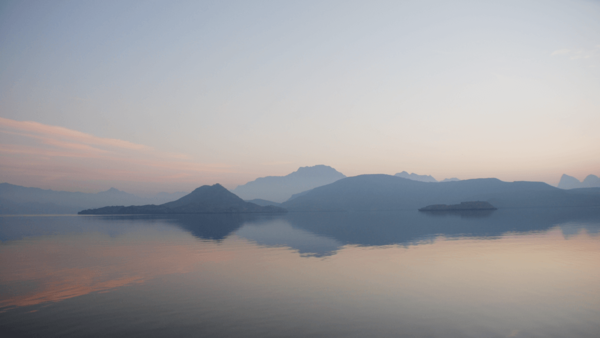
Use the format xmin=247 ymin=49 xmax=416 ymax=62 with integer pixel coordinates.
xmin=2 ymin=207 xmax=600 ymax=254
xmin=162 ymin=207 xmax=600 ymax=252
xmin=0 ymin=208 xmax=599 ymax=338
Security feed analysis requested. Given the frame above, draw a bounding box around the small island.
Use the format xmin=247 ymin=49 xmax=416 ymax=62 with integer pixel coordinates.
xmin=418 ymin=201 xmax=497 ymax=212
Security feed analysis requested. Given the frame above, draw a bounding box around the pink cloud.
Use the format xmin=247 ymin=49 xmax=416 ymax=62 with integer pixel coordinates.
xmin=0 ymin=117 xmax=236 ymax=192
xmin=0 ymin=117 xmax=146 ymax=150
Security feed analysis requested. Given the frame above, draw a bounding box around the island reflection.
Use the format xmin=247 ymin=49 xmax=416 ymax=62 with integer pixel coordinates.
xmin=1 ymin=207 xmax=599 ymax=312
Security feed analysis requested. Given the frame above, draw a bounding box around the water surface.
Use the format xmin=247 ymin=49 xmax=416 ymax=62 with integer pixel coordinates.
xmin=1 ymin=208 xmax=600 ymax=337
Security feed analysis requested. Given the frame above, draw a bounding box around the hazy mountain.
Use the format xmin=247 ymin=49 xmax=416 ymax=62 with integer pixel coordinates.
xmin=246 ymin=199 xmax=281 ymax=207
xmin=558 ymin=174 xmax=582 ymax=189
xmin=0 ymin=183 xmax=188 ymax=214
xmin=232 ymin=165 xmax=346 ymax=203
xmin=79 ymin=184 xmax=287 ymax=214
xmin=395 ymin=171 xmax=437 ymax=182
xmin=558 ymin=174 xmax=600 ymax=189
xmin=395 ymin=171 xmax=460 ymax=183
xmin=582 ymin=175 xmax=600 ymax=188
xmin=281 ymin=174 xmax=600 ymax=211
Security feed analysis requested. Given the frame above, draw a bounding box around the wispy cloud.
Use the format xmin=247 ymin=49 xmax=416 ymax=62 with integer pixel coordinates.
xmin=0 ymin=117 xmax=146 ymax=151
xmin=0 ymin=117 xmax=235 ymax=192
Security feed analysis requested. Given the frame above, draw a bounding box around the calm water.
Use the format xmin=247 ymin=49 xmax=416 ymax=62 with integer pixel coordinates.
xmin=1 ymin=208 xmax=600 ymax=337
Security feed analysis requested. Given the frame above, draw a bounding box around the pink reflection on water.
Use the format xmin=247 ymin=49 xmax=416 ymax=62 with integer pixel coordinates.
xmin=0 ymin=231 xmax=238 ymax=311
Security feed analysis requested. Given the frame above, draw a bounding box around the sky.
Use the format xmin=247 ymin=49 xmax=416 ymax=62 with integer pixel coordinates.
xmin=1 ymin=0 xmax=599 ymax=194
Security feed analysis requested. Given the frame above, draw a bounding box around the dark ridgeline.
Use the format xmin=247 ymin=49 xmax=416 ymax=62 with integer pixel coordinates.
xmin=232 ymin=165 xmax=346 ymax=203
xmin=78 ymin=184 xmax=287 ymax=215
xmin=418 ymin=201 xmax=497 ymax=211
xmin=281 ymin=174 xmax=600 ymax=211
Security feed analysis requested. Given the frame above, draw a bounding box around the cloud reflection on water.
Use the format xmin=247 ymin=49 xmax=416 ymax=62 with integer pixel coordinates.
xmin=0 ymin=228 xmax=239 ymax=311
xmin=1 ymin=208 xmax=599 ymax=312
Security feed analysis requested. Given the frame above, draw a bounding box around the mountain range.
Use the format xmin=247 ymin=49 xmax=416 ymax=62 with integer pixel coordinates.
xmin=0 ymin=183 xmax=188 ymax=215
xmin=281 ymin=174 xmax=600 ymax=211
xmin=232 ymin=165 xmax=346 ymax=203
xmin=79 ymin=184 xmax=286 ymax=214
xmin=395 ymin=171 xmax=459 ymax=183
xmin=557 ymin=174 xmax=600 ymax=189
xmin=4 ymin=169 xmax=600 ymax=215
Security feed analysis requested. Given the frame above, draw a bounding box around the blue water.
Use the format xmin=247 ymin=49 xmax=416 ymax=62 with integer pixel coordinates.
xmin=1 ymin=208 xmax=600 ymax=337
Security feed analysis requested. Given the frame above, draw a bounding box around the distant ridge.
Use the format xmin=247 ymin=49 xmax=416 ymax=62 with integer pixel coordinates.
xmin=558 ymin=174 xmax=600 ymax=189
xmin=79 ymin=184 xmax=287 ymax=214
xmin=394 ymin=171 xmax=460 ymax=183
xmin=245 ymin=199 xmax=281 ymax=207
xmin=232 ymin=165 xmax=346 ymax=203
xmin=0 ymin=183 xmax=187 ymax=215
xmin=395 ymin=171 xmax=437 ymax=182
xmin=281 ymin=174 xmax=600 ymax=211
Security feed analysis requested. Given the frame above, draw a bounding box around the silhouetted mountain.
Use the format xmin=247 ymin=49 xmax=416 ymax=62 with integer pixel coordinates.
xmin=246 ymin=199 xmax=281 ymax=207
xmin=440 ymin=178 xmax=460 ymax=182
xmin=79 ymin=184 xmax=287 ymax=214
xmin=281 ymin=174 xmax=600 ymax=211
xmin=582 ymin=175 xmax=600 ymax=188
xmin=395 ymin=171 xmax=437 ymax=182
xmin=0 ymin=183 xmax=189 ymax=214
xmin=232 ymin=165 xmax=346 ymax=202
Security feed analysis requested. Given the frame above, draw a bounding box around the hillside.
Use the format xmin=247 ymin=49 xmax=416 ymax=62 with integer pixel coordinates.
xmin=79 ymin=184 xmax=287 ymax=214
xmin=281 ymin=174 xmax=600 ymax=211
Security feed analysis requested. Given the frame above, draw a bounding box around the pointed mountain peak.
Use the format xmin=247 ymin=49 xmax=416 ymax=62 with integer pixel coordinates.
xmin=190 ymin=183 xmax=228 ymax=194
xmin=558 ymin=174 xmax=581 ymax=189
xmin=560 ymin=174 xmax=577 ymax=179
xmin=99 ymin=187 xmax=126 ymax=194
xmin=164 ymin=183 xmax=244 ymax=209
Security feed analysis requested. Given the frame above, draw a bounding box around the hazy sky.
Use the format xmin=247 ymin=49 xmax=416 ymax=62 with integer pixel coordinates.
xmin=1 ymin=0 xmax=599 ymax=194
